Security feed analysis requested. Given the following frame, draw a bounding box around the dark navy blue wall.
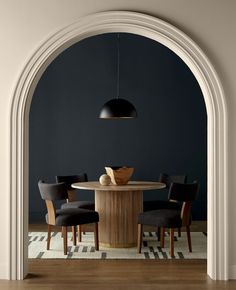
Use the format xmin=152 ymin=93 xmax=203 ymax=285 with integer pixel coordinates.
xmin=29 ymin=33 xmax=207 ymax=222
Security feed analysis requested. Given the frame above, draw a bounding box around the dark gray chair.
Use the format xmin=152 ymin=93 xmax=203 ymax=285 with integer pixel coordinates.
xmin=56 ymin=174 xmax=95 ymax=241
xmin=38 ymin=180 xmax=99 ymax=255
xmin=138 ymin=181 xmax=199 ymax=258
xmin=56 ymin=174 xmax=95 ymax=210
xmin=143 ymin=173 xmax=187 ymax=239
xmin=143 ymin=173 xmax=187 ymax=212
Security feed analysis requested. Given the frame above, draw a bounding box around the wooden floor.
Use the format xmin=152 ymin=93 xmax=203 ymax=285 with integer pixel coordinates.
xmin=1 ymin=221 xmax=235 ymax=289
xmin=0 ymin=260 xmax=235 ymax=289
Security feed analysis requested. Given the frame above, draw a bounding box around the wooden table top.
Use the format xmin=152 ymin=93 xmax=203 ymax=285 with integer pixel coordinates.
xmin=72 ymin=181 xmax=166 ymax=191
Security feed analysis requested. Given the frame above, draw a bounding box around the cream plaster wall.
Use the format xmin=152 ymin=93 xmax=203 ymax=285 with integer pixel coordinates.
xmin=0 ymin=0 xmax=235 ymax=279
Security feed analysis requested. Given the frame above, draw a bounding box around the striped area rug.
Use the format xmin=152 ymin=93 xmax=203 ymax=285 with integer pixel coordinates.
xmin=28 ymin=231 xmax=207 ymax=259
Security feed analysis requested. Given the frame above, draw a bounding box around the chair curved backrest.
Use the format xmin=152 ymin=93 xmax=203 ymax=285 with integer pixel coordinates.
xmin=55 ymin=173 xmax=88 ymax=202
xmin=38 ymin=180 xmax=68 ymax=201
xmin=158 ymin=173 xmax=187 ymax=189
xmin=168 ymin=181 xmax=199 ymax=202
xmin=55 ymin=173 xmax=88 ymax=190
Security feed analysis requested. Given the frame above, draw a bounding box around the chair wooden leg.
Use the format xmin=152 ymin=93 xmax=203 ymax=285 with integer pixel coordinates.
xmin=72 ymin=226 xmax=77 ymax=246
xmin=178 ymin=227 xmax=181 ymax=237
xmin=160 ymin=227 xmax=165 ymax=248
xmin=80 ymin=224 xmax=86 ymax=235
xmin=186 ymin=225 xmax=192 ymax=252
xmin=94 ymin=223 xmax=99 ymax=251
xmin=62 ymin=226 xmax=68 ymax=255
xmin=157 ymin=227 xmax=161 ymax=241
xmin=78 ymin=225 xmax=82 ymax=242
xmin=47 ymin=224 xmax=52 ymax=250
xmin=170 ymin=228 xmax=174 ymax=258
xmin=137 ymin=224 xmax=143 ymax=253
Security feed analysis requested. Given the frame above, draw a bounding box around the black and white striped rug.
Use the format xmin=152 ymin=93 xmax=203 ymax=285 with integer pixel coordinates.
xmin=28 ymin=231 xmax=207 ymax=259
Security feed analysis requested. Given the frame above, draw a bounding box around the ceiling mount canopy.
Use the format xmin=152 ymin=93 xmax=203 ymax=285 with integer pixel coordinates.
xmin=99 ymin=33 xmax=137 ymax=119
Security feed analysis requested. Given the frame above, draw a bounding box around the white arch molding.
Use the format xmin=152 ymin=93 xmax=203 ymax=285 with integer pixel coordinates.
xmin=9 ymin=11 xmax=228 ymax=280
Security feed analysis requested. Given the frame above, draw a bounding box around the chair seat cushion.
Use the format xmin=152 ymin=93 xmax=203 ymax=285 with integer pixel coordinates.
xmin=46 ymin=208 xmax=99 ymax=226
xmin=143 ymin=200 xmax=182 ymax=212
xmin=138 ymin=209 xmax=182 ymax=228
xmin=61 ymin=200 xmax=95 ymax=210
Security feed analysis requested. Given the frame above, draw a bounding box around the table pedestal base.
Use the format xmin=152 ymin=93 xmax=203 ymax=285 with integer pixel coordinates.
xmin=95 ymin=190 xmax=143 ymax=248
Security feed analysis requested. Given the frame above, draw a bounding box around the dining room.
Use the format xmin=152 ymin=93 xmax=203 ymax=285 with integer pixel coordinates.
xmin=28 ymin=31 xmax=207 ymax=261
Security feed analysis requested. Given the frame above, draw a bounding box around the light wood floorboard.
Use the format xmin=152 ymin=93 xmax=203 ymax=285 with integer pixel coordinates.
xmin=0 ymin=260 xmax=235 ymax=289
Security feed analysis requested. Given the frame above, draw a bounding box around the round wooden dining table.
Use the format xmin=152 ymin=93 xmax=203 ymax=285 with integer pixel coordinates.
xmin=72 ymin=181 xmax=166 ymax=248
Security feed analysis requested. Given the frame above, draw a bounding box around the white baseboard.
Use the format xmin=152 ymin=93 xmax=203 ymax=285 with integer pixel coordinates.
xmin=229 ymin=265 xmax=236 ymax=279
xmin=0 ymin=262 xmax=9 ymax=279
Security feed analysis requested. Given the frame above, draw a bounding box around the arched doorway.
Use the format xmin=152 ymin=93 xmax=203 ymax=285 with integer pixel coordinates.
xmin=9 ymin=11 xmax=228 ymax=280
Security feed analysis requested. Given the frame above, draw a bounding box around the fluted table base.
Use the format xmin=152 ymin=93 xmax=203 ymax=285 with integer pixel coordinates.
xmin=95 ymin=190 xmax=143 ymax=248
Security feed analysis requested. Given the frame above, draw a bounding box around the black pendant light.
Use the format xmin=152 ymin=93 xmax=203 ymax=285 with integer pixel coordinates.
xmin=99 ymin=34 xmax=137 ymax=119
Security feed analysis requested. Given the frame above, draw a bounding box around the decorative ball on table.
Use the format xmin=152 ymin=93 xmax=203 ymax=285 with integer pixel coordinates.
xmin=99 ymin=174 xmax=111 ymax=186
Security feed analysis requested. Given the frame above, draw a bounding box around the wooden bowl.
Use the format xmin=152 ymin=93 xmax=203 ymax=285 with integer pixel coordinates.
xmin=105 ymin=166 xmax=134 ymax=185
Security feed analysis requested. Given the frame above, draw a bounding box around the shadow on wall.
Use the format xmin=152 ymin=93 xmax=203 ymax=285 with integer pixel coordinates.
xmin=29 ymin=32 xmax=207 ymax=222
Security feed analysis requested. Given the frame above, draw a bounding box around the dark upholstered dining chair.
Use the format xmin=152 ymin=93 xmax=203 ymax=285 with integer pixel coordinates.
xmin=138 ymin=181 xmax=199 ymax=258
xmin=143 ymin=173 xmax=187 ymax=239
xmin=38 ymin=180 xmax=99 ymax=255
xmin=143 ymin=173 xmax=187 ymax=212
xmin=56 ymin=174 xmax=95 ymax=242
xmin=55 ymin=173 xmax=95 ymax=210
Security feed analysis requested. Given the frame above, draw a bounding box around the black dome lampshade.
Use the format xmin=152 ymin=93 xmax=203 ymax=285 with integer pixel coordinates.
xmin=99 ymin=33 xmax=137 ymax=119
xmin=99 ymin=98 xmax=137 ymax=119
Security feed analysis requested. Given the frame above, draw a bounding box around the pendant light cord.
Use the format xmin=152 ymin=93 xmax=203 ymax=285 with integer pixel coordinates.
xmin=116 ymin=33 xmax=120 ymax=99
xmin=99 ymin=33 xmax=137 ymax=118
